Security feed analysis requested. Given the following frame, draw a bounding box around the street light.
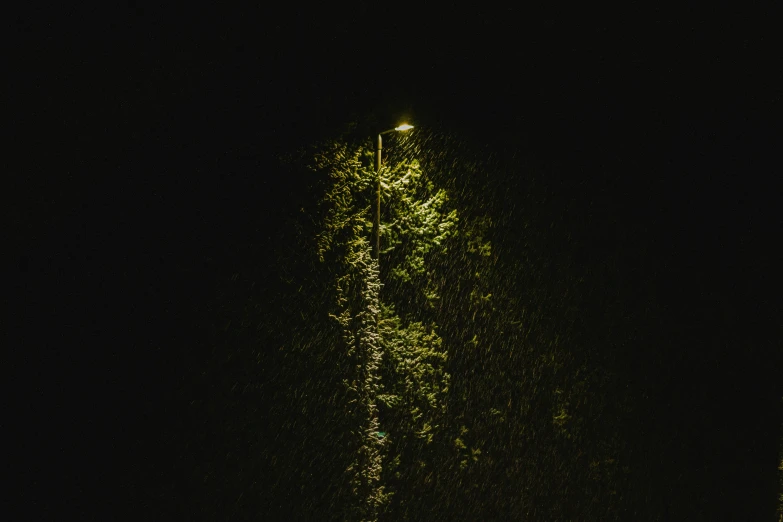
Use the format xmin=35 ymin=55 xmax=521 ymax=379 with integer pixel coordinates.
xmin=372 ymin=123 xmax=414 ymax=259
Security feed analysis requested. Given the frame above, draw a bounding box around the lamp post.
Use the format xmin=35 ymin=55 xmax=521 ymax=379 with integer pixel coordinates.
xmin=372 ymin=124 xmax=414 ymax=260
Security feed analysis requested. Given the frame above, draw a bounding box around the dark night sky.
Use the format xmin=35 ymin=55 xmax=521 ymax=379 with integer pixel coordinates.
xmin=10 ymin=10 xmax=781 ymax=519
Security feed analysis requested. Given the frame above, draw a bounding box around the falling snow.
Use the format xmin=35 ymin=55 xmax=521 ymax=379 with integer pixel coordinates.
xmin=154 ymin=125 xmax=777 ymax=521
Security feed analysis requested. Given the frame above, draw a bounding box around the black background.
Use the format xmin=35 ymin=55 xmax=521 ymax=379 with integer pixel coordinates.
xmin=10 ymin=9 xmax=781 ymax=520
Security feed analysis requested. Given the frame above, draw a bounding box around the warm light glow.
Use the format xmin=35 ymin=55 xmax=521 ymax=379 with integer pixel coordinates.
xmin=395 ymin=124 xmax=414 ymax=131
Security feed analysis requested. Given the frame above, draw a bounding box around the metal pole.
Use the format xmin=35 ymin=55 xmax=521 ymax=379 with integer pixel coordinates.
xmin=372 ymin=133 xmax=382 ymax=259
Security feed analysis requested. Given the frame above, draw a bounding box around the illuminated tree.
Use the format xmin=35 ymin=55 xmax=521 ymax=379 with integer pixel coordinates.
xmin=314 ymin=139 xmax=456 ymax=520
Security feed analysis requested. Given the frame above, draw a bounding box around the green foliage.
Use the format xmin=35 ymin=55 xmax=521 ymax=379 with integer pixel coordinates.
xmin=315 ymin=143 xmax=374 ymax=263
xmin=312 ymin=138 xmax=454 ymax=520
xmin=378 ymin=304 xmax=449 ymax=444
xmin=379 ymin=159 xmax=457 ymax=284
